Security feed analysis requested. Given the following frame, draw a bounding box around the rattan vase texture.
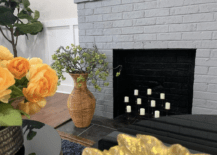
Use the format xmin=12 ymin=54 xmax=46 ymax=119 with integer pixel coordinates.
xmin=0 ymin=126 xmax=24 ymax=155
xmin=67 ymin=73 xmax=96 ymax=128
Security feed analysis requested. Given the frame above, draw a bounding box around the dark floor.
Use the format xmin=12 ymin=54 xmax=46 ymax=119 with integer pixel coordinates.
xmin=55 ymin=114 xmax=138 ymax=148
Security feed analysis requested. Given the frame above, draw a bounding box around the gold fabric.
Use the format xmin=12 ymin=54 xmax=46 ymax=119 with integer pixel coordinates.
xmin=82 ymin=134 xmax=210 ymax=155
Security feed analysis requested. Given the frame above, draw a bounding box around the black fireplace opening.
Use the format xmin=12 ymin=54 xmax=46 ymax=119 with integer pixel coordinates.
xmin=113 ymin=49 xmax=196 ymax=119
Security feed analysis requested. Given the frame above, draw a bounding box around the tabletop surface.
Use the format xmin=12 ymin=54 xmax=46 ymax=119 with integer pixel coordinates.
xmin=16 ymin=119 xmax=62 ymax=155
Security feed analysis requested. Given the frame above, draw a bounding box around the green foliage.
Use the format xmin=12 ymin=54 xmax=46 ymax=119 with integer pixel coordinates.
xmin=51 ymin=44 xmax=122 ymax=92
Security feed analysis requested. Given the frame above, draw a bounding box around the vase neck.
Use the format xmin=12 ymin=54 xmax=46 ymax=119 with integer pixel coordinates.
xmin=69 ymin=73 xmax=88 ymax=89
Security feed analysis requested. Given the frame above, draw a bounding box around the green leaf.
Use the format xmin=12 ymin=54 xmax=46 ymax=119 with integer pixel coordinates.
xmin=27 ymin=130 xmax=37 ymax=140
xmin=17 ymin=109 xmax=30 ymax=119
xmin=0 ymin=6 xmax=17 ymax=25
xmin=0 ymin=103 xmax=22 ymax=126
xmin=33 ymin=10 xmax=40 ymax=20
xmin=22 ymin=0 xmax=30 ymax=8
xmin=14 ymin=21 xmax=43 ymax=35
xmin=17 ymin=10 xmax=35 ymax=22
xmin=8 ymin=85 xmax=24 ymax=99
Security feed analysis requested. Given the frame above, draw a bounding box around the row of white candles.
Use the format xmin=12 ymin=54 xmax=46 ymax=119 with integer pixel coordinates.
xmin=134 ymin=89 xmax=165 ymax=97
xmin=126 ymin=106 xmax=160 ymax=118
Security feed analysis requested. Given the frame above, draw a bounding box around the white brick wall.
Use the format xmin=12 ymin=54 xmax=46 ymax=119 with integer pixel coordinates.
xmin=74 ymin=0 xmax=217 ymax=118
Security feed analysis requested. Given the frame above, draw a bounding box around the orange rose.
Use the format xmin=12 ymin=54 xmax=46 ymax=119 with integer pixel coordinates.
xmin=0 ymin=67 xmax=15 ymax=103
xmin=0 ymin=45 xmax=14 ymax=60
xmin=23 ymin=64 xmax=58 ymax=102
xmin=29 ymin=57 xmax=43 ymax=66
xmin=18 ymin=98 xmax=46 ymax=115
xmin=7 ymin=57 xmax=30 ymax=79
xmin=0 ymin=60 xmax=10 ymax=68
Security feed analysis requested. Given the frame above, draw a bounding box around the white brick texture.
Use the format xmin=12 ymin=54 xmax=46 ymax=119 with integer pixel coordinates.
xmin=75 ymin=0 xmax=217 ymax=118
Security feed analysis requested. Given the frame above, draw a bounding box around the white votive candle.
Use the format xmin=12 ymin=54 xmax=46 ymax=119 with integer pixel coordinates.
xmin=165 ymin=102 xmax=170 ymax=110
xmin=126 ymin=106 xmax=131 ymax=112
xmin=147 ymin=89 xmax=152 ymax=95
xmin=154 ymin=110 xmax=160 ymax=118
xmin=140 ymin=108 xmax=145 ymax=115
xmin=160 ymin=93 xmax=165 ymax=99
xmin=134 ymin=89 xmax=139 ymax=95
xmin=137 ymin=98 xmax=142 ymax=105
xmin=151 ymin=100 xmax=156 ymax=107
xmin=124 ymin=96 xmax=129 ymax=103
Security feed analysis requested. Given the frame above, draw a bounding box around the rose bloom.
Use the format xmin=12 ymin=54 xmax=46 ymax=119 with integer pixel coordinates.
xmin=0 ymin=60 xmax=10 ymax=68
xmin=7 ymin=57 xmax=30 ymax=79
xmin=28 ymin=57 xmax=43 ymax=66
xmin=0 ymin=67 xmax=15 ymax=103
xmin=18 ymin=98 xmax=46 ymax=115
xmin=0 ymin=45 xmax=14 ymax=60
xmin=23 ymin=64 xmax=58 ymax=102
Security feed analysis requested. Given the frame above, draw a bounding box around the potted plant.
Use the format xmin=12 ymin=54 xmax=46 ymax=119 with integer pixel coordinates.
xmin=0 ymin=0 xmax=43 ymax=57
xmin=0 ymin=45 xmax=58 ymax=154
xmin=51 ymin=44 xmax=121 ymax=128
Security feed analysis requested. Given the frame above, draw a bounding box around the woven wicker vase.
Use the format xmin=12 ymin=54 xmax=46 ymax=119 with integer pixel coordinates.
xmin=67 ymin=73 xmax=96 ymax=128
xmin=0 ymin=126 xmax=24 ymax=155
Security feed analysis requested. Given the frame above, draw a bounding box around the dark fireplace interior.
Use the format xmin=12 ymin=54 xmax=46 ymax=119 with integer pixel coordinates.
xmin=113 ymin=49 xmax=196 ymax=118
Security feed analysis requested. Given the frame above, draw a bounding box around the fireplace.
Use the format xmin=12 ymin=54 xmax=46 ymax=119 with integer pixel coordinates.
xmin=113 ymin=49 xmax=196 ymax=118
xmin=74 ymin=0 xmax=217 ymax=118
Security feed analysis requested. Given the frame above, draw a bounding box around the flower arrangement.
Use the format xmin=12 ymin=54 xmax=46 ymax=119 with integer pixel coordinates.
xmin=51 ymin=44 xmax=122 ymax=92
xmin=0 ymin=45 xmax=58 ymax=126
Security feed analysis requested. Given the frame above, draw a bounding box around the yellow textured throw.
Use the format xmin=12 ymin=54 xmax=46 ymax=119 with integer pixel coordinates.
xmin=82 ymin=134 xmax=210 ymax=155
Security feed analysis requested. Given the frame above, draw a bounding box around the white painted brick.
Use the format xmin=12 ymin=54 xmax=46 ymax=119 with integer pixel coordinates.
xmin=195 ymin=75 xmax=217 ymax=83
xmin=192 ymin=106 xmax=214 ymax=114
xmin=168 ymin=41 xmax=196 ymax=48
xmin=112 ymin=4 xmax=133 ymax=13
xmin=77 ymin=3 xmax=84 ymax=10
xmin=133 ymin=18 xmax=156 ymax=26
xmin=197 ymin=22 xmax=217 ymax=31
xmin=78 ymin=9 xmax=93 ymax=16
xmin=79 ymin=36 xmax=94 ymax=43
xmin=196 ymin=49 xmax=211 ymax=58
xmin=78 ymin=16 xmax=86 ymax=23
xmin=144 ymin=25 xmax=168 ymax=33
xmin=182 ymin=32 xmax=212 ymax=40
xmin=79 ymin=23 xmax=94 ymax=29
xmin=194 ymin=83 xmax=208 ymax=91
xmin=195 ymin=66 xmax=209 ymax=74
xmin=157 ymin=0 xmax=184 ymax=8
xmin=183 ymin=13 xmax=213 ymax=23
xmin=134 ymin=1 xmax=157 ymax=10
xmin=122 ymin=0 xmax=152 ymax=4
xmin=94 ymin=21 xmax=113 ymax=29
xmin=86 ymin=15 xmax=102 ymax=22
xmin=133 ymin=42 xmax=144 ymax=49
xmin=170 ymin=5 xmax=199 ymax=15
xmin=103 ymin=13 xmax=122 ymax=21
xmin=86 ymin=29 xmax=103 ymax=36
xmin=169 ymin=23 xmax=196 ymax=32
xmin=95 ymin=36 xmax=112 ymax=43
xmin=214 ymin=12 xmax=217 ymax=20
xmin=195 ymin=40 xmax=217 ymax=48
xmin=211 ymin=50 xmax=217 ymax=58
xmin=194 ymin=91 xmax=217 ymax=101
xmin=213 ymin=32 xmax=217 ymax=39
xmin=113 ymin=20 xmax=133 ymax=28
xmin=100 ymin=50 xmax=113 ymax=56
xmin=96 ymin=43 xmax=123 ymax=49
xmin=122 ymin=27 xmax=143 ymax=34
xmin=102 ymin=0 xmax=122 ymax=6
xmin=123 ymin=11 xmax=144 ymax=19
xmin=134 ymin=34 xmax=157 ymax=41
xmin=122 ymin=42 xmax=134 ymax=49
xmin=208 ymin=84 xmax=217 ymax=93
xmin=85 ymin=1 xmax=102 ymax=8
xmin=103 ymin=28 xmax=122 ymax=35
xmin=94 ymin=7 xmax=111 ymax=14
xmin=156 ymin=16 xmax=182 ymax=24
xmin=158 ymin=33 xmax=181 ymax=40
xmin=183 ymin=0 xmax=216 ymax=5
xmin=199 ymin=3 xmax=217 ymax=12
xmin=193 ymin=98 xmax=206 ymax=107
xmin=144 ymin=41 xmax=168 ymax=48
xmin=79 ymin=30 xmax=85 ymax=36
xmin=95 ymin=104 xmax=105 ymax=111
xmin=105 ymin=105 xmax=113 ymax=113
xmin=145 ymin=9 xmax=169 ymax=17
xmin=196 ymin=58 xmax=217 ymax=67
xmin=208 ymin=67 xmax=217 ymax=75
xmin=113 ymin=35 xmax=133 ymax=42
